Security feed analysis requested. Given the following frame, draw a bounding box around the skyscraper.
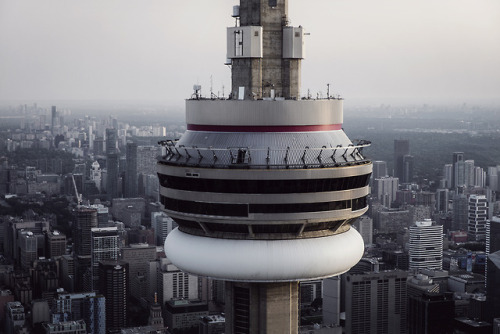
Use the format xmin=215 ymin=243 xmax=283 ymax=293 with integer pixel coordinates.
xmin=46 ymin=230 xmax=66 ymax=259
xmin=402 ymin=154 xmax=414 ymax=184
xmin=90 ymin=227 xmax=119 ymax=291
xmin=99 ymin=260 xmax=129 ymax=332
xmin=73 ymin=207 xmax=98 ymax=292
xmin=486 ymin=216 xmax=500 ymax=322
xmin=372 ymin=160 xmax=388 ymax=179
xmin=125 ymin=141 xmax=138 ymax=198
xmin=121 ymin=243 xmax=157 ymax=304
xmin=394 ymin=139 xmax=409 ymax=180
xmin=51 ymin=106 xmax=57 ymax=133
xmin=5 ymin=302 xmax=26 ymax=333
xmin=452 ymin=152 xmax=465 ymax=189
xmin=106 ymin=128 xmax=119 ymax=201
xmin=344 ymin=270 xmax=408 ymax=334
xmin=452 ymin=193 xmax=468 ymax=231
xmin=435 ymin=188 xmax=449 ymax=214
xmin=409 ymin=219 xmax=443 ymax=271
xmin=158 ymin=1 xmax=371 ymax=332
xmin=468 ymin=194 xmax=488 ymax=242
xmin=53 ymin=291 xmax=106 ymax=334
xmin=373 ymin=176 xmax=399 ymax=207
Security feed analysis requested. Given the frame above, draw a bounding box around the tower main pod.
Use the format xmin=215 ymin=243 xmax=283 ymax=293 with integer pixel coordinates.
xmin=158 ymin=1 xmax=372 ymax=332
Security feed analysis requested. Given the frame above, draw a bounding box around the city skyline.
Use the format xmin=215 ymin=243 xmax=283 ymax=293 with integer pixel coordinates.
xmin=1 ymin=0 xmax=499 ymax=105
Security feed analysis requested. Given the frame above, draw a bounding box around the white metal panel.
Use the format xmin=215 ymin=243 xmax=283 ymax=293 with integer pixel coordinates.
xmin=164 ymin=227 xmax=364 ymax=282
xmin=186 ymin=99 xmax=343 ymax=126
xmin=283 ymin=26 xmax=305 ymax=59
xmin=227 ymin=26 xmax=263 ymax=59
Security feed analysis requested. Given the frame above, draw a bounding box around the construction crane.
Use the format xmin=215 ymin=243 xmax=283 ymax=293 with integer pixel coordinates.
xmin=71 ymin=174 xmax=82 ymax=206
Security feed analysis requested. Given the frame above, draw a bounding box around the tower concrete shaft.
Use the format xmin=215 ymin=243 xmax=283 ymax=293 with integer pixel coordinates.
xmin=230 ymin=0 xmax=301 ymax=99
xmin=225 ymin=282 xmax=299 ymax=334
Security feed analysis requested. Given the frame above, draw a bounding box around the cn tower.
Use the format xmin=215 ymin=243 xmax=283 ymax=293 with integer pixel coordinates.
xmin=158 ymin=1 xmax=372 ymax=333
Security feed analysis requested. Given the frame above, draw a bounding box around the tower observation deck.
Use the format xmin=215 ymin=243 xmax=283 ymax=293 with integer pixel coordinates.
xmin=158 ymin=1 xmax=372 ymax=332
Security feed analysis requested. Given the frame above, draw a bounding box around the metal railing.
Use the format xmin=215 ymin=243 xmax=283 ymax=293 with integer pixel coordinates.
xmin=158 ymin=139 xmax=371 ymax=169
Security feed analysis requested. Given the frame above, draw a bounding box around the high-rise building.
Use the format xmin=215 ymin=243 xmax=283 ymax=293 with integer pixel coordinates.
xmin=51 ymin=106 xmax=57 ymax=133
xmin=91 ymin=227 xmax=119 ymax=291
xmin=322 ymin=276 xmax=342 ymax=328
xmin=53 ymin=291 xmax=106 ymax=334
xmin=488 ymin=166 xmax=499 ymax=191
xmin=106 ymin=128 xmax=119 ymax=201
xmin=372 ymin=160 xmax=388 ymax=179
xmin=344 ymin=270 xmax=408 ymax=334
xmin=452 ymin=152 xmax=465 ymax=189
xmin=32 ymin=258 xmax=59 ymax=300
xmin=105 ymin=128 xmax=118 ymax=155
xmin=452 ymin=193 xmax=468 ymax=231
xmin=121 ymin=243 xmax=157 ymax=305
xmin=157 ymin=258 xmax=200 ymax=304
xmin=137 ymin=145 xmax=161 ymax=197
xmin=352 ymin=215 xmax=373 ymax=246
xmin=4 ymin=219 xmax=49 ymax=264
xmin=407 ymin=291 xmax=454 ymax=334
xmin=73 ymin=208 xmax=98 ymax=257
xmin=468 ymin=194 xmax=488 ymax=242
xmin=158 ymin=1 xmax=372 ymax=332
xmin=46 ymin=230 xmax=66 ymax=258
xmin=90 ymin=203 xmax=111 ymax=228
xmin=373 ymin=176 xmax=399 ymax=207
xmin=19 ymin=231 xmax=37 ymax=270
xmin=99 ymin=260 xmax=129 ymax=332
xmin=151 ymin=212 xmax=177 ymax=246
xmin=4 ymin=301 xmax=26 ymax=333
xmin=137 ymin=146 xmax=160 ymax=176
xmin=464 ymin=159 xmax=475 ymax=187
xmin=435 ymin=188 xmax=449 ymax=214
xmin=394 ymin=139 xmax=409 ymax=180
xmin=90 ymin=161 xmax=102 ymax=193
xmin=443 ymin=164 xmax=453 ymax=189
xmin=409 ymin=220 xmax=443 ymax=271
xmin=73 ymin=207 xmax=98 ymax=292
xmin=60 ymin=254 xmax=75 ymax=293
xmin=106 ymin=153 xmax=119 ymax=201
xmin=125 ymin=141 xmax=138 ymax=197
xmin=402 ymin=154 xmax=414 ymax=184
xmin=474 ymin=166 xmax=486 ymax=188
xmin=486 ymin=216 xmax=500 ymax=322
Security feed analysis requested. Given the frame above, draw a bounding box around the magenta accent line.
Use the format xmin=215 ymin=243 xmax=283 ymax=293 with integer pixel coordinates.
xmin=187 ymin=124 xmax=343 ymax=132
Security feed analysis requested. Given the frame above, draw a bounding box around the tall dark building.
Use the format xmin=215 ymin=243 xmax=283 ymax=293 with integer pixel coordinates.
xmin=402 ymin=154 xmax=414 ymax=184
xmin=487 ymin=216 xmax=500 ymax=322
xmin=408 ymin=292 xmax=454 ymax=334
xmin=125 ymin=141 xmax=138 ymax=198
xmin=452 ymin=152 xmax=465 ymax=189
xmin=73 ymin=207 xmax=98 ymax=292
xmin=106 ymin=128 xmax=119 ymax=201
xmin=106 ymin=153 xmax=119 ymax=201
xmin=99 ymin=260 xmax=129 ymax=332
xmin=394 ymin=139 xmax=409 ymax=180
xmin=105 ymin=128 xmax=118 ymax=155
xmin=51 ymin=105 xmax=57 ymax=133
xmin=158 ymin=0 xmax=372 ymax=332
xmin=344 ymin=270 xmax=408 ymax=334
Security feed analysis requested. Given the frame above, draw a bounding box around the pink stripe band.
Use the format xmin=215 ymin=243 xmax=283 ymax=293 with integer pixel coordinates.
xmin=187 ymin=124 xmax=343 ymax=132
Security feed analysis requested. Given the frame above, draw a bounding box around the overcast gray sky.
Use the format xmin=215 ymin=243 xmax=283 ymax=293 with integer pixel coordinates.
xmin=1 ymin=0 xmax=499 ymax=105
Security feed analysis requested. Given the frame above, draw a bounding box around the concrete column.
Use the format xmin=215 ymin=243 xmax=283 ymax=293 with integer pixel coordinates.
xmin=225 ymin=281 xmax=299 ymax=334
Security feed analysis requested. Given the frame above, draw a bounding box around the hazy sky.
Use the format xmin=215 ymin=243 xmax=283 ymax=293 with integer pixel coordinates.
xmin=1 ymin=0 xmax=499 ymax=105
